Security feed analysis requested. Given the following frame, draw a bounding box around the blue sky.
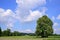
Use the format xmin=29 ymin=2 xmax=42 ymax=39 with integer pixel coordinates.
xmin=0 ymin=0 xmax=60 ymax=34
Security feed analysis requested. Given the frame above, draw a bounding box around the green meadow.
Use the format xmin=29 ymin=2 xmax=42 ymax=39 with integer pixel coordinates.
xmin=0 ymin=36 xmax=60 ymax=40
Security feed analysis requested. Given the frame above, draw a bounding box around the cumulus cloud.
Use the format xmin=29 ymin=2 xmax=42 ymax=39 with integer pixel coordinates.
xmin=53 ymin=23 xmax=60 ymax=34
xmin=53 ymin=22 xmax=58 ymax=27
xmin=53 ymin=22 xmax=60 ymax=34
xmin=54 ymin=28 xmax=60 ymax=34
xmin=52 ymin=16 xmax=55 ymax=21
xmin=57 ymin=14 xmax=60 ymax=20
xmin=16 ymin=0 xmax=46 ymax=9
xmin=52 ymin=15 xmax=60 ymax=34
xmin=15 ymin=0 xmax=47 ymax=22
xmin=0 ymin=0 xmax=47 ymax=29
xmin=24 ymin=10 xmax=44 ymax=22
xmin=0 ymin=8 xmax=15 ymax=29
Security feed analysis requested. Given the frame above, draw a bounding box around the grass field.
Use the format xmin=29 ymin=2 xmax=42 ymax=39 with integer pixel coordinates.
xmin=0 ymin=36 xmax=60 ymax=40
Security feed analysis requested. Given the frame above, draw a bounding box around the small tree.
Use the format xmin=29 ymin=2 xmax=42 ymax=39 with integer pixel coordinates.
xmin=7 ymin=28 xmax=11 ymax=36
xmin=35 ymin=15 xmax=53 ymax=37
xmin=0 ymin=27 xmax=2 ymax=36
xmin=12 ymin=31 xmax=20 ymax=36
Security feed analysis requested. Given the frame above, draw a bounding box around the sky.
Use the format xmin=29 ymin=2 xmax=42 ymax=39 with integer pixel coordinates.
xmin=0 ymin=0 xmax=60 ymax=34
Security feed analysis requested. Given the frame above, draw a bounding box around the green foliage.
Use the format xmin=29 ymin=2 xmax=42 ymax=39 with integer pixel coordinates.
xmin=2 ymin=28 xmax=11 ymax=36
xmin=35 ymin=15 xmax=53 ymax=37
xmin=0 ymin=27 xmax=2 ymax=36
xmin=12 ymin=31 xmax=20 ymax=36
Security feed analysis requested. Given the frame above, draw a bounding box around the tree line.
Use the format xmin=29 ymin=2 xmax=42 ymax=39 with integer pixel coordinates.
xmin=0 ymin=27 xmax=35 ymax=36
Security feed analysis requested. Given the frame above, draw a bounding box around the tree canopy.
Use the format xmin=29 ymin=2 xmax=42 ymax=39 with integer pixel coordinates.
xmin=35 ymin=15 xmax=53 ymax=37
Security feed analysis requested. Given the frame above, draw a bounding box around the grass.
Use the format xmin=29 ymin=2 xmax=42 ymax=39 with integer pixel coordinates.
xmin=0 ymin=36 xmax=60 ymax=40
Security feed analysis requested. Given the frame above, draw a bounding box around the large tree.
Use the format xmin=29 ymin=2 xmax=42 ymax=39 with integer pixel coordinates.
xmin=0 ymin=27 xmax=2 ymax=36
xmin=35 ymin=15 xmax=53 ymax=37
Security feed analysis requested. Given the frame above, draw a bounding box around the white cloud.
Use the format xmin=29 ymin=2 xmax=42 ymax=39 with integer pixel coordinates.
xmin=24 ymin=10 xmax=44 ymax=22
xmin=53 ymin=22 xmax=58 ymax=27
xmin=52 ymin=16 xmax=55 ymax=21
xmin=7 ymin=23 xmax=13 ymax=29
xmin=20 ymin=29 xmax=33 ymax=33
xmin=2 ymin=9 xmax=14 ymax=17
xmin=0 ymin=8 xmax=15 ymax=29
xmin=0 ymin=8 xmax=5 ymax=13
xmin=0 ymin=0 xmax=47 ymax=29
xmin=15 ymin=0 xmax=47 ymax=22
xmin=24 ymin=29 xmax=33 ymax=33
xmin=16 ymin=0 xmax=46 ymax=9
xmin=53 ymin=22 xmax=60 ymax=34
xmin=57 ymin=14 xmax=60 ymax=20
xmin=54 ymin=28 xmax=60 ymax=34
